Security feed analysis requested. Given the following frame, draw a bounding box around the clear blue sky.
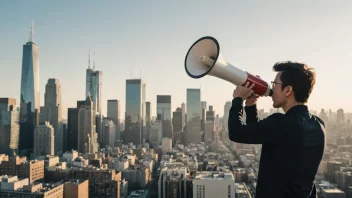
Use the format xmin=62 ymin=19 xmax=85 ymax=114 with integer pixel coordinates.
xmin=1 ymin=0 xmax=351 ymax=119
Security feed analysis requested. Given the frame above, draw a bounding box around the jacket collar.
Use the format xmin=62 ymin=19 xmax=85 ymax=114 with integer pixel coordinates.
xmin=285 ymin=105 xmax=309 ymax=115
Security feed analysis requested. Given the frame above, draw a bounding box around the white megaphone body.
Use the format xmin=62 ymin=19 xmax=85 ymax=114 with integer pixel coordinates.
xmin=185 ymin=36 xmax=273 ymax=97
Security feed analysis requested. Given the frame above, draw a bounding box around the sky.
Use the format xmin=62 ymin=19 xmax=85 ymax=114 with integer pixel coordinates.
xmin=1 ymin=0 xmax=352 ymax=119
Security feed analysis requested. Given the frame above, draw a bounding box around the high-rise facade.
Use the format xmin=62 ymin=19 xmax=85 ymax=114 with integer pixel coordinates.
xmin=33 ymin=122 xmax=55 ymax=158
xmin=125 ymin=79 xmax=146 ymax=145
xmin=186 ymin=89 xmax=201 ymax=144
xmin=86 ymin=55 xmax=102 ymax=115
xmin=0 ymin=98 xmax=20 ymax=156
xmin=181 ymin=103 xmax=186 ymax=128
xmin=102 ymin=118 xmax=116 ymax=148
xmin=223 ymin=101 xmax=232 ymax=130
xmin=145 ymin=102 xmax=152 ymax=142
xmin=172 ymin=108 xmax=183 ymax=134
xmin=67 ymin=108 xmax=79 ymax=151
xmin=205 ymin=106 xmax=215 ymax=142
xmin=107 ymin=100 xmax=121 ymax=141
xmin=19 ymin=23 xmax=40 ymax=156
xmin=41 ymin=79 xmax=62 ymax=126
xmin=157 ymin=95 xmax=172 ymax=139
xmin=77 ymin=96 xmax=99 ymax=154
xmin=41 ymin=78 xmax=62 ymax=154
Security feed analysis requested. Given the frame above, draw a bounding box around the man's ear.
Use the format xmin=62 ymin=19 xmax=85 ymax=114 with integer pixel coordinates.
xmin=285 ymin=86 xmax=293 ymax=97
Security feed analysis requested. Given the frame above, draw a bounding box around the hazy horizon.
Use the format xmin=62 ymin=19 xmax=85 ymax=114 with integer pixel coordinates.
xmin=1 ymin=1 xmax=352 ymax=119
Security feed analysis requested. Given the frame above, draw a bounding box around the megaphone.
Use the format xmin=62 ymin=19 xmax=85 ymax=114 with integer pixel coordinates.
xmin=184 ymin=36 xmax=273 ymax=97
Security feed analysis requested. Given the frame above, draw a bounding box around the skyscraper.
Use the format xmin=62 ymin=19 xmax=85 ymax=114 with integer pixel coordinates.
xmin=181 ymin=103 xmax=186 ymax=128
xmin=146 ymin=102 xmax=152 ymax=142
xmin=186 ymin=89 xmax=201 ymax=144
xmin=107 ymin=100 xmax=121 ymax=141
xmin=41 ymin=79 xmax=62 ymax=126
xmin=0 ymin=98 xmax=20 ymax=156
xmin=157 ymin=95 xmax=172 ymax=139
xmin=125 ymin=79 xmax=146 ymax=145
xmin=102 ymin=117 xmax=116 ymax=148
xmin=33 ymin=122 xmax=54 ymax=158
xmin=78 ymin=96 xmax=99 ymax=154
xmin=41 ymin=79 xmax=62 ymax=154
xmin=205 ymin=105 xmax=215 ymax=142
xmin=86 ymin=52 xmax=102 ymax=115
xmin=66 ymin=107 xmax=79 ymax=151
xmin=172 ymin=108 xmax=183 ymax=133
xmin=223 ymin=101 xmax=232 ymax=130
xmin=19 ymin=22 xmax=40 ymax=156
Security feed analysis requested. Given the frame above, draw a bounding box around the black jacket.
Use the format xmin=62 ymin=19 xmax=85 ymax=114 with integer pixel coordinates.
xmin=228 ymin=97 xmax=326 ymax=198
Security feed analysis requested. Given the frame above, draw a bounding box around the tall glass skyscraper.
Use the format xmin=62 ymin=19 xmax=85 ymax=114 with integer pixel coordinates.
xmin=157 ymin=95 xmax=173 ymax=139
xmin=86 ymin=55 xmax=102 ymax=115
xmin=125 ymin=79 xmax=146 ymax=145
xmin=107 ymin=99 xmax=121 ymax=141
xmin=186 ymin=89 xmax=201 ymax=144
xmin=19 ymin=23 xmax=40 ymax=156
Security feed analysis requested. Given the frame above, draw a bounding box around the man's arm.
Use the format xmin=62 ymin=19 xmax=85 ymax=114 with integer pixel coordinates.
xmin=228 ymin=97 xmax=284 ymax=144
xmin=244 ymin=104 xmax=258 ymax=124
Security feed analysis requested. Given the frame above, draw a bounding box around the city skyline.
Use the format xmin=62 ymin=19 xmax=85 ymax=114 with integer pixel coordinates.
xmin=1 ymin=1 xmax=352 ymax=120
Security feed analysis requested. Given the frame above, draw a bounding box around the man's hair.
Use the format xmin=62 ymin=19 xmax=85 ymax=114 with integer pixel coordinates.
xmin=273 ymin=61 xmax=316 ymax=103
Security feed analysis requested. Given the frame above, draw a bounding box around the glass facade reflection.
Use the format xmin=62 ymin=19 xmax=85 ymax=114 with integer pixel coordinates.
xmin=186 ymin=89 xmax=201 ymax=144
xmin=157 ymin=95 xmax=173 ymax=139
xmin=86 ymin=69 xmax=102 ymax=114
xmin=125 ymin=79 xmax=146 ymax=145
xmin=19 ymin=40 xmax=40 ymax=155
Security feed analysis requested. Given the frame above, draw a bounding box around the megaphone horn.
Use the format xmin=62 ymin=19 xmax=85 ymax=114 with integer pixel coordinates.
xmin=184 ymin=36 xmax=273 ymax=97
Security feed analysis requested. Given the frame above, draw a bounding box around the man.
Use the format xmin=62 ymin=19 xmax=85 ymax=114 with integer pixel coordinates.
xmin=228 ymin=61 xmax=325 ymax=198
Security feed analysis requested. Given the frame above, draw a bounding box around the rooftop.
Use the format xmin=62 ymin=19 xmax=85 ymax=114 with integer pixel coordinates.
xmin=195 ymin=171 xmax=234 ymax=180
xmin=321 ymin=188 xmax=345 ymax=193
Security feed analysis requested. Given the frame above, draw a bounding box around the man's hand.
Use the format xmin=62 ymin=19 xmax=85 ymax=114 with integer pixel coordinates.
xmin=245 ymin=94 xmax=260 ymax=106
xmin=233 ymin=82 xmax=255 ymax=100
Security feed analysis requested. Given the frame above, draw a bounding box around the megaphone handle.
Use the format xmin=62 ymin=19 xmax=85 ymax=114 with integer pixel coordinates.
xmin=243 ymin=72 xmax=270 ymax=96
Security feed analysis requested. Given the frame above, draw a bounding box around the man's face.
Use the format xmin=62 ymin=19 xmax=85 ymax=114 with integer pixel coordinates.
xmin=271 ymin=72 xmax=286 ymax=108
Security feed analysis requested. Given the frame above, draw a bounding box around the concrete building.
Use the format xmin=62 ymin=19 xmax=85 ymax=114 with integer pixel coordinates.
xmin=145 ymin=102 xmax=152 ymax=143
xmin=71 ymin=167 xmax=121 ymax=198
xmin=64 ymin=179 xmax=89 ymax=198
xmin=67 ymin=108 xmax=79 ymax=151
xmin=33 ymin=122 xmax=55 ymax=158
xmin=0 ymin=181 xmax=64 ymax=198
xmin=0 ymin=98 xmax=19 ymax=156
xmin=172 ymin=108 xmax=183 ymax=134
xmin=121 ymin=166 xmax=150 ymax=192
xmin=204 ymin=105 xmax=215 ymax=142
xmin=77 ymin=96 xmax=99 ymax=154
xmin=193 ymin=171 xmax=235 ymax=198
xmin=162 ymin=138 xmax=172 ymax=155
xmin=0 ymin=155 xmax=26 ymax=176
xmin=235 ymin=182 xmax=252 ymax=198
xmin=40 ymin=79 xmax=63 ymax=154
xmin=150 ymin=121 xmax=162 ymax=144
xmin=17 ymin=159 xmax=44 ymax=183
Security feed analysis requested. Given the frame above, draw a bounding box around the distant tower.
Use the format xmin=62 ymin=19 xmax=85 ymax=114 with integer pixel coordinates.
xmin=86 ymin=50 xmax=102 ymax=115
xmin=0 ymin=98 xmax=20 ymax=156
xmin=78 ymin=95 xmax=99 ymax=153
xmin=33 ymin=122 xmax=55 ymax=158
xmin=125 ymin=79 xmax=146 ymax=145
xmin=19 ymin=21 xmax=40 ymax=157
